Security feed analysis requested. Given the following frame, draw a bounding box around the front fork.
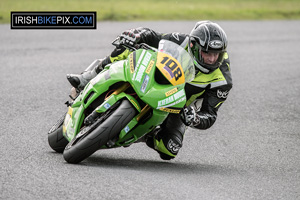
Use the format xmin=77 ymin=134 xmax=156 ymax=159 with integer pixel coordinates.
xmin=105 ymin=82 xmax=131 ymax=100
xmin=107 ymin=82 xmax=152 ymax=123
xmin=85 ymin=82 xmax=151 ymax=126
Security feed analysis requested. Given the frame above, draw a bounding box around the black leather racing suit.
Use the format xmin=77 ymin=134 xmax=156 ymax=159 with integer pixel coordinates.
xmin=104 ymin=27 xmax=233 ymax=159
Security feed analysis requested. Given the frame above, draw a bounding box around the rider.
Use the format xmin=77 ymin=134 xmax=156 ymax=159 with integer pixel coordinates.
xmin=67 ymin=21 xmax=232 ymax=160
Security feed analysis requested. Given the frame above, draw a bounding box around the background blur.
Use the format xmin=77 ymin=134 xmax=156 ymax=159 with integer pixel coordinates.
xmin=1 ymin=1 xmax=300 ymax=200
xmin=1 ymin=0 xmax=300 ymax=23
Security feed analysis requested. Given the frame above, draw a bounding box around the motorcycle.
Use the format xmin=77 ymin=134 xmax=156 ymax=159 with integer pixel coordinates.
xmin=48 ymin=39 xmax=195 ymax=164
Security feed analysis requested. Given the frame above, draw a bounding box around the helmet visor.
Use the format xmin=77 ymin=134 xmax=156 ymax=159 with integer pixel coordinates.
xmin=188 ymin=37 xmax=224 ymax=73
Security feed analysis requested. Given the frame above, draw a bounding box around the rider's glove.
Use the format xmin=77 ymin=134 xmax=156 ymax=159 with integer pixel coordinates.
xmin=181 ymin=106 xmax=200 ymax=127
xmin=119 ymin=29 xmax=141 ymax=46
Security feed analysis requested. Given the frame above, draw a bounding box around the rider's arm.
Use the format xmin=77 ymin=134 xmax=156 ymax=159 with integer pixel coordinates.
xmin=183 ymin=55 xmax=232 ymax=130
xmin=134 ymin=27 xmax=163 ymax=47
xmin=190 ymin=85 xmax=231 ymax=130
xmin=135 ymin=28 xmax=189 ymax=47
xmin=107 ymin=27 xmax=162 ymax=63
xmin=108 ymin=27 xmax=189 ymax=63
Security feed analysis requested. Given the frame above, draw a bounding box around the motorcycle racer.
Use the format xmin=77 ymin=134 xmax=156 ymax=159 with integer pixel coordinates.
xmin=67 ymin=21 xmax=232 ymax=160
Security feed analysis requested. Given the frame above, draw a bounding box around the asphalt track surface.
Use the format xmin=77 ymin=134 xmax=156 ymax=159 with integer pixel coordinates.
xmin=1 ymin=21 xmax=300 ymax=200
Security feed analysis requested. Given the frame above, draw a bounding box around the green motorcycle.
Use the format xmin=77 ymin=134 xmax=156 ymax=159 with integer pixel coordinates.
xmin=48 ymin=39 xmax=195 ymax=164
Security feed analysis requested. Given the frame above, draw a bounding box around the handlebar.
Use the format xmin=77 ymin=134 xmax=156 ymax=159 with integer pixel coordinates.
xmin=111 ymin=37 xmax=157 ymax=52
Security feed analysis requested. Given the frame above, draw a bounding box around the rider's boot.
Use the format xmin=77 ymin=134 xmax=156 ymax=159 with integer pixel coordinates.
xmin=146 ymin=114 xmax=186 ymax=160
xmin=67 ymin=57 xmax=111 ymax=90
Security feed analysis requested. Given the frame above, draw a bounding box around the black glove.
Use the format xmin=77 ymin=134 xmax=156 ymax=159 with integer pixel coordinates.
xmin=181 ymin=106 xmax=199 ymax=126
xmin=119 ymin=29 xmax=141 ymax=46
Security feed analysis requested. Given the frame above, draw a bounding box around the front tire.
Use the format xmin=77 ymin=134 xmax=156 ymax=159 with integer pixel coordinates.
xmin=63 ymin=100 xmax=137 ymax=164
xmin=48 ymin=114 xmax=69 ymax=153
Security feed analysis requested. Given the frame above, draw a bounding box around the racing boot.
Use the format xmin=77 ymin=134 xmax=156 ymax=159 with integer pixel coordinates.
xmin=67 ymin=57 xmax=110 ymax=90
xmin=146 ymin=114 xmax=186 ymax=160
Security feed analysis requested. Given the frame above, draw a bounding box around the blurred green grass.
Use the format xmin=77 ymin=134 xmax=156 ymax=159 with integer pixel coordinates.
xmin=1 ymin=0 xmax=300 ymax=23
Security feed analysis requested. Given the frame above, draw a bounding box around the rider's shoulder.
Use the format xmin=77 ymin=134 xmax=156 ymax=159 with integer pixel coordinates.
xmin=162 ymin=32 xmax=188 ymax=45
xmin=219 ymin=58 xmax=233 ymax=88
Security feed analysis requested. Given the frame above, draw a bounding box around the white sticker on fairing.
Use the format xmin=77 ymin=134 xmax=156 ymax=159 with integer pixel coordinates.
xmin=157 ymin=89 xmax=185 ymax=108
xmin=142 ymin=52 xmax=152 ymax=67
xmin=124 ymin=126 xmax=130 ymax=133
xmin=104 ymin=103 xmax=111 ymax=109
xmin=135 ymin=65 xmax=146 ymax=83
xmin=140 ymin=75 xmax=149 ymax=93
xmin=133 ymin=51 xmax=152 ymax=83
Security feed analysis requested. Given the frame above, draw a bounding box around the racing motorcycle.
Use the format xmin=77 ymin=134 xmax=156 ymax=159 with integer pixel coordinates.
xmin=48 ymin=39 xmax=195 ymax=164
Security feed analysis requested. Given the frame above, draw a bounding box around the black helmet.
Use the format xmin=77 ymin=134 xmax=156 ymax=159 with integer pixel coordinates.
xmin=188 ymin=21 xmax=228 ymax=73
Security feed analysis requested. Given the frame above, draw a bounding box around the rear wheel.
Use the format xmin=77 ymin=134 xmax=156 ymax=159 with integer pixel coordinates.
xmin=48 ymin=114 xmax=69 ymax=153
xmin=63 ymin=100 xmax=137 ymax=164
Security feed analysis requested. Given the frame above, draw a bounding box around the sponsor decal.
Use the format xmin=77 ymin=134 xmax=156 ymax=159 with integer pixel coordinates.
xmin=157 ymin=89 xmax=185 ymax=108
xmin=146 ymin=60 xmax=155 ymax=74
xmin=134 ymin=51 xmax=152 ymax=83
xmin=158 ymin=96 xmax=174 ymax=107
xmin=217 ymin=90 xmax=229 ymax=99
xmin=159 ymin=107 xmax=181 ymax=114
xmin=124 ymin=126 xmax=130 ymax=133
xmin=140 ymin=75 xmax=149 ymax=93
xmin=132 ymin=50 xmax=145 ymax=80
xmin=129 ymin=53 xmax=135 ymax=73
xmin=104 ymin=103 xmax=111 ymax=109
xmin=167 ymin=139 xmax=180 ymax=153
xmin=135 ymin=65 xmax=146 ymax=83
xmin=165 ymin=87 xmax=178 ymax=97
xmin=142 ymin=52 xmax=152 ymax=67
xmin=208 ymin=40 xmax=223 ymax=49
xmin=173 ymin=89 xmax=185 ymax=100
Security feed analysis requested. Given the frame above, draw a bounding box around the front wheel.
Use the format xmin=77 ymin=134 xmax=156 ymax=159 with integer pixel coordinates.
xmin=48 ymin=114 xmax=69 ymax=153
xmin=63 ymin=100 xmax=137 ymax=164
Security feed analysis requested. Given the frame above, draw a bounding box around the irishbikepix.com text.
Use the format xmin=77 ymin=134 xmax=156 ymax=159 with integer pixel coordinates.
xmin=11 ymin=12 xmax=97 ymax=29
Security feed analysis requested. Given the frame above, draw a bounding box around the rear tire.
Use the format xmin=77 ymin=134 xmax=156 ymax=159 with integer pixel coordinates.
xmin=63 ymin=100 xmax=136 ymax=164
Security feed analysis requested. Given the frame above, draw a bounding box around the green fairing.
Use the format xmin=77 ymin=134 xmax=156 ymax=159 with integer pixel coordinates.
xmin=63 ymin=60 xmax=130 ymax=141
xmin=62 ymin=40 xmax=195 ymax=152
